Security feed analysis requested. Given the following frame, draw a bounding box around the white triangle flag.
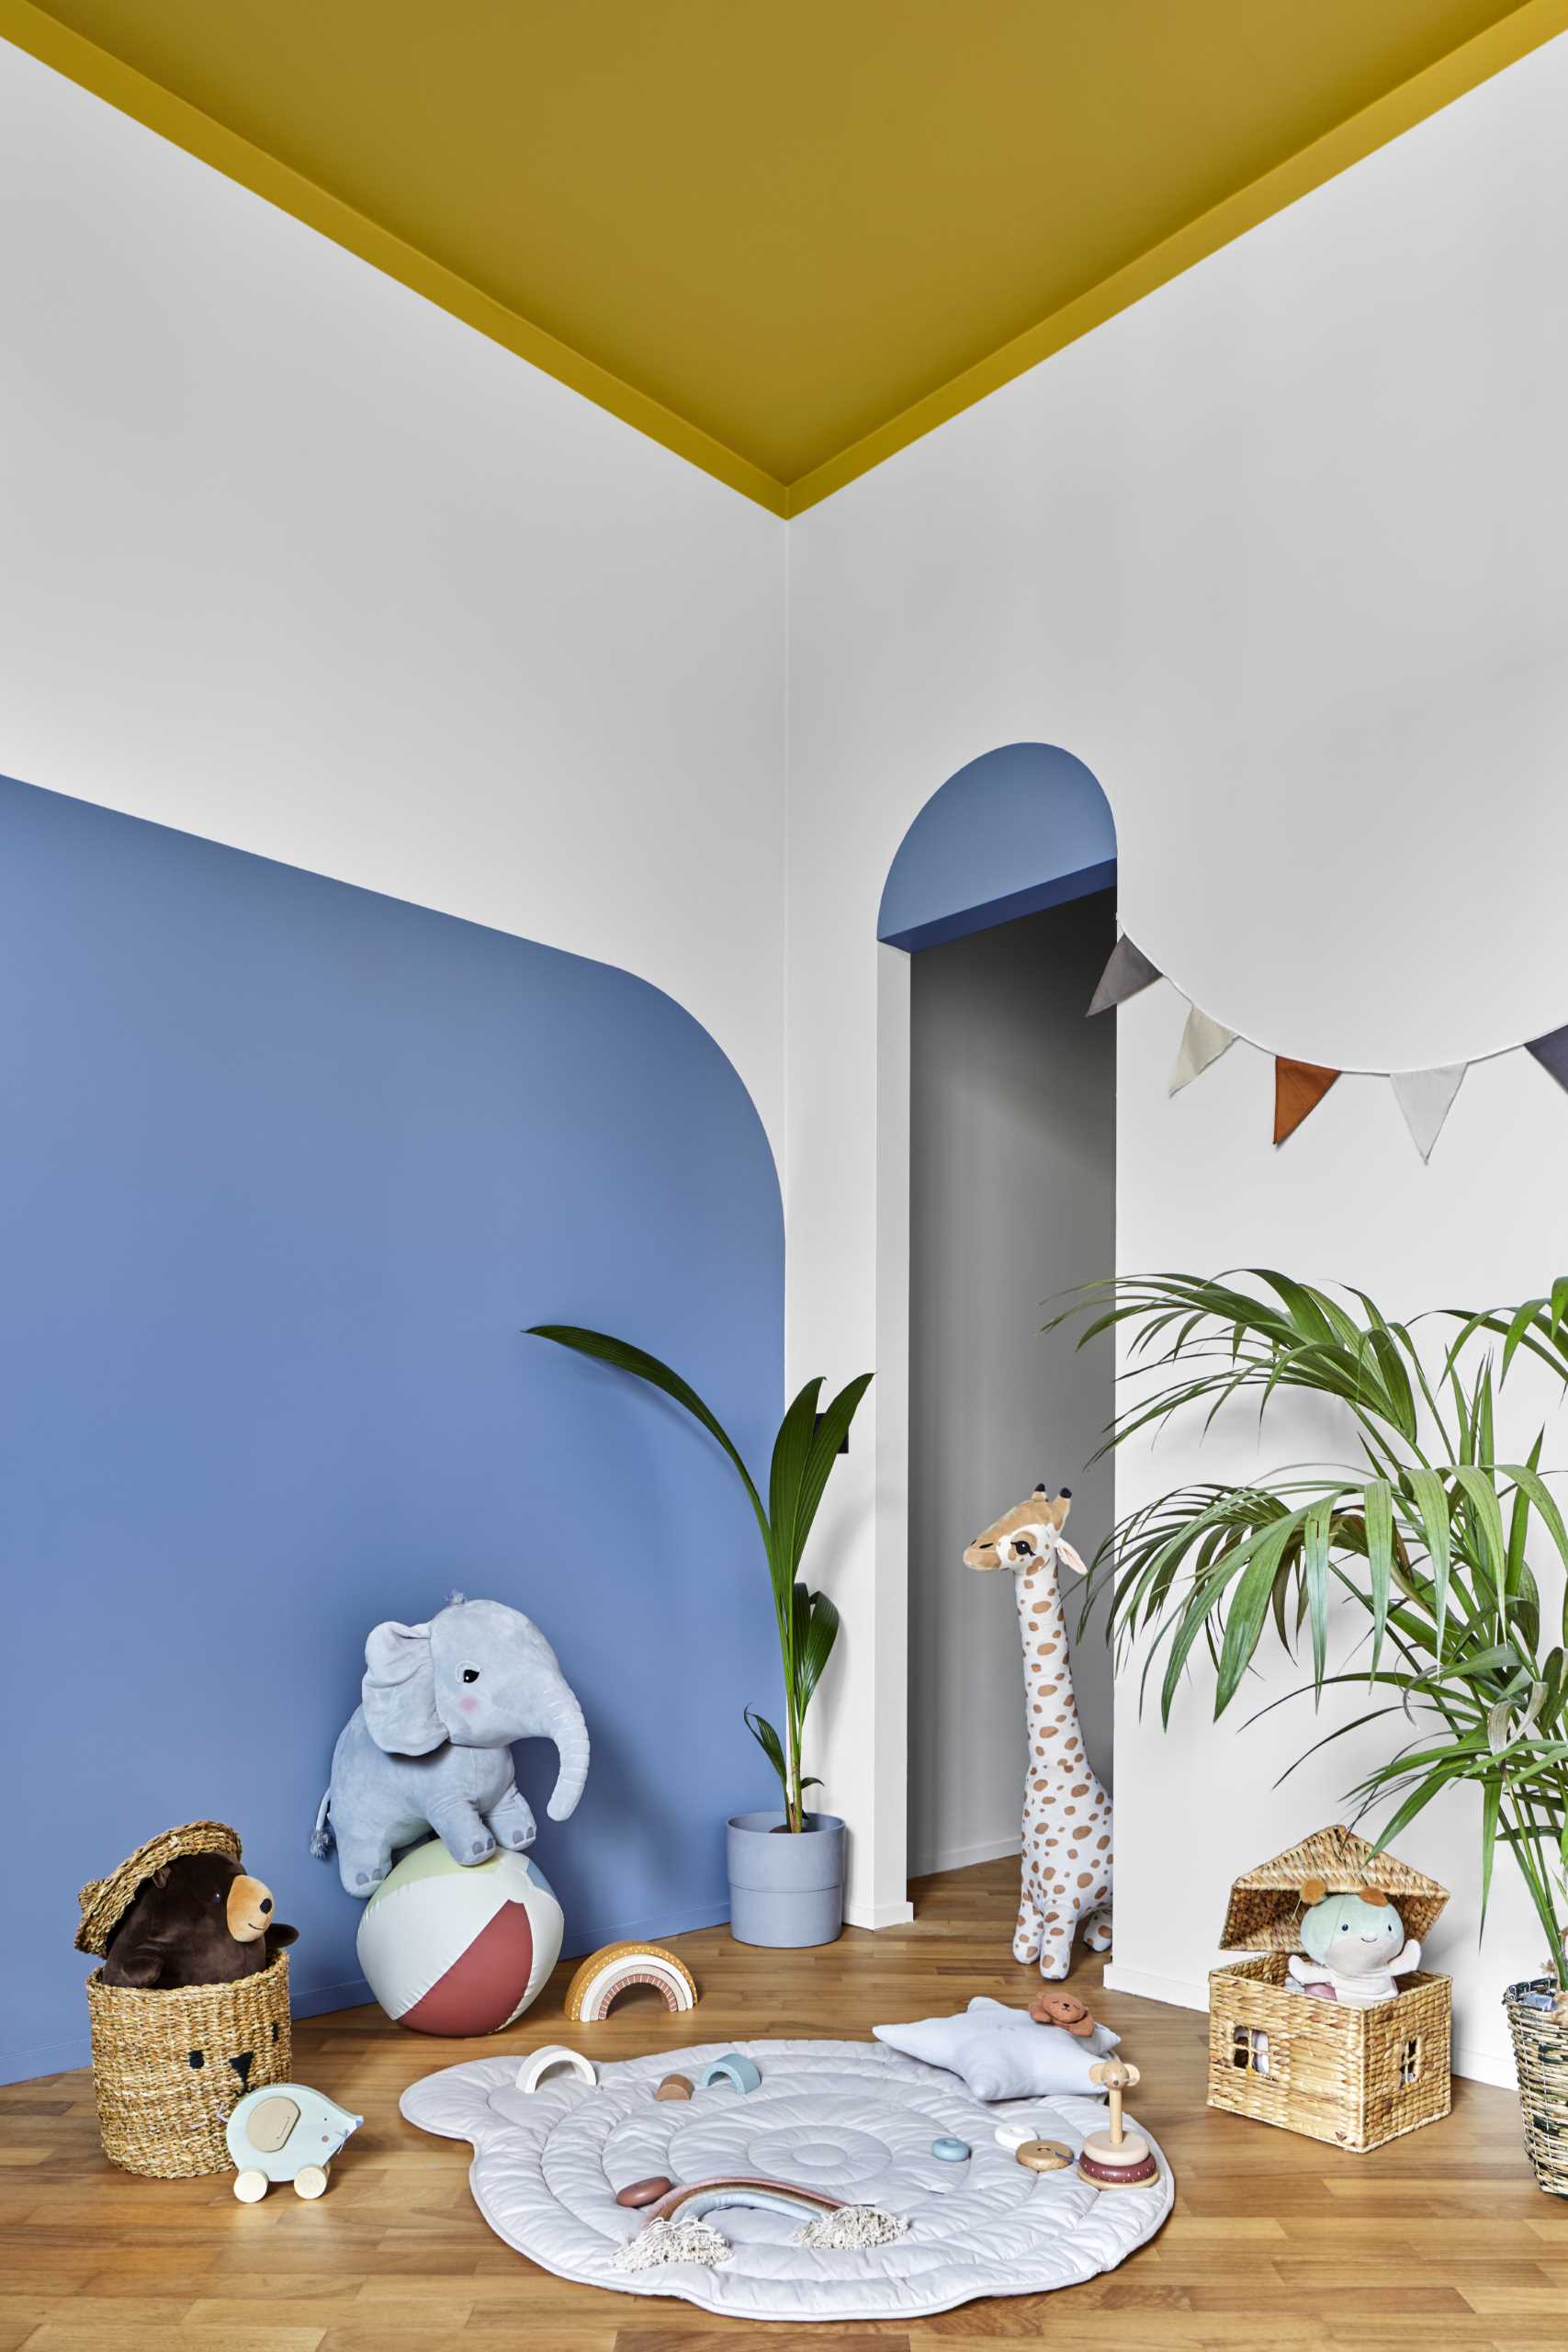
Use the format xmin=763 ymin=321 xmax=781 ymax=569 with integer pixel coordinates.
xmin=1391 ymin=1064 xmax=1466 ymax=1161
xmin=1169 ymin=1005 xmax=1237 ymax=1095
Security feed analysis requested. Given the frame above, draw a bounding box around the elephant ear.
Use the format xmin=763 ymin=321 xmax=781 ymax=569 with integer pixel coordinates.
xmin=362 ymin=1620 xmax=446 ymax=1754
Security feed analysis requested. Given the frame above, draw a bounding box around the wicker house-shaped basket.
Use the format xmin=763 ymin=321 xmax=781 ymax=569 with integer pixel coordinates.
xmin=1207 ymin=1824 xmax=1450 ymax=2153
xmin=76 ymin=1822 xmax=292 ymax=2178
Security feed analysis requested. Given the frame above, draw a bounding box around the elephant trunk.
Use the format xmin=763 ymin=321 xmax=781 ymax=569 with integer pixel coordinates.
xmin=539 ymin=1682 xmax=591 ymax=1820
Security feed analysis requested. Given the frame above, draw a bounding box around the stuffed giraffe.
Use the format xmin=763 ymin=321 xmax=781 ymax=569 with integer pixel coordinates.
xmin=964 ymin=1486 xmax=1112 ymax=1978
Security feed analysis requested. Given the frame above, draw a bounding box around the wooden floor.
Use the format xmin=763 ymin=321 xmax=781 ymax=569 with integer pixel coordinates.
xmin=5 ymin=1857 xmax=1562 ymax=2351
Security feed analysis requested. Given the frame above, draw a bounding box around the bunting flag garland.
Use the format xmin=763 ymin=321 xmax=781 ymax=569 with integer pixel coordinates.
xmin=1527 ymin=1025 xmax=1568 ymax=1090
xmin=1087 ymin=934 xmax=1161 ymax=1015
xmin=1391 ymin=1065 xmax=1466 ymax=1162
xmin=1169 ymin=1005 xmax=1236 ymax=1095
xmin=1084 ymin=928 xmax=1559 ymax=1161
xmin=1273 ymin=1058 xmax=1339 ymax=1147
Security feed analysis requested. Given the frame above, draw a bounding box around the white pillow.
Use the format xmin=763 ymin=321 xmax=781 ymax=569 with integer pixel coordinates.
xmin=872 ymin=2001 xmax=1118 ymax=2101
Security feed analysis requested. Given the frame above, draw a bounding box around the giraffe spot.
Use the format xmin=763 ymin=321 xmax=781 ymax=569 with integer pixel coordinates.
xmin=1071 ymin=1785 xmax=1089 ymax=1798
xmin=1097 ymin=1835 xmax=1110 ymax=1849
xmin=1077 ymin=1872 xmax=1093 ymax=1888
xmin=1042 ymin=1725 xmax=1058 ymax=1737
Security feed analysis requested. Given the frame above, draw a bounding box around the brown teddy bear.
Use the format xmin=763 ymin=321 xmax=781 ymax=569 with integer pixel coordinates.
xmin=1029 ymin=1988 xmax=1099 ymax=2037
xmin=102 ymin=1851 xmax=297 ymax=1990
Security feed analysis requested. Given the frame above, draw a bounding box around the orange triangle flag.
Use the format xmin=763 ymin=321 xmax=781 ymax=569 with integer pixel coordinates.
xmin=1273 ymin=1057 xmax=1339 ymax=1146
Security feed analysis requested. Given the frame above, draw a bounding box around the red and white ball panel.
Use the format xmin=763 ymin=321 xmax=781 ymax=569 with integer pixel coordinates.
xmin=356 ymin=1842 xmax=563 ymax=2036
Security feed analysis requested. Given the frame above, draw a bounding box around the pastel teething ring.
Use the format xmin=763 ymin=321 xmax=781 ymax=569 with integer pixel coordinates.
xmin=515 ymin=2044 xmax=597 ymax=2094
xmin=995 ymin=2116 xmax=1062 ymax=2152
xmin=638 ymin=2175 xmax=842 ymax=2230
xmin=563 ymin=1940 xmax=698 ymax=2021
xmin=697 ymin=2052 xmax=761 ymax=2094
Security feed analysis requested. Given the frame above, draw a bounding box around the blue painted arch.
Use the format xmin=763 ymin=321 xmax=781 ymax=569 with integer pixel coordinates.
xmin=877 ymin=744 xmax=1116 ymax=953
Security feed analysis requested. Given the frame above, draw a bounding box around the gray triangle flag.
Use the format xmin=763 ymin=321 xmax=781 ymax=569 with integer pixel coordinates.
xmin=1528 ymin=1025 xmax=1568 ymax=1091
xmin=1088 ymin=934 xmax=1161 ymax=1017
xmin=1169 ymin=1005 xmax=1237 ymax=1095
xmin=1391 ymin=1065 xmax=1466 ymax=1162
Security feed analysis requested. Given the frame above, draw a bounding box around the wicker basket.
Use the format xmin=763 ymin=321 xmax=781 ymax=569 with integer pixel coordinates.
xmin=76 ymin=1820 xmax=292 ymax=2177
xmin=1207 ymin=1824 xmax=1451 ymax=2153
xmin=85 ymin=1953 xmax=293 ymax=2177
xmin=1504 ymin=1978 xmax=1568 ymax=2198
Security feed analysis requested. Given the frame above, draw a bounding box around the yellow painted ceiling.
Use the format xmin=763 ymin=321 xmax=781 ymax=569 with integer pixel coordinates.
xmin=4 ymin=0 xmax=1563 ymax=512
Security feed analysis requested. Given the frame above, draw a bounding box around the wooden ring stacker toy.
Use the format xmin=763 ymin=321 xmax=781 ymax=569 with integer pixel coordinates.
xmin=1077 ymin=2057 xmax=1158 ymax=2189
xmin=515 ymin=2045 xmax=597 ymax=2094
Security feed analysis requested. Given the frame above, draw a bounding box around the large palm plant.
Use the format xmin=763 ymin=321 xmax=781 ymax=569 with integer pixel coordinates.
xmin=528 ymin=1326 xmax=870 ymax=1831
xmin=1048 ymin=1273 xmax=1568 ymax=1981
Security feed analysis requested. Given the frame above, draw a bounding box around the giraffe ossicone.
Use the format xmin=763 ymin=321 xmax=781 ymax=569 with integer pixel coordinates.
xmin=964 ymin=1486 xmax=1112 ymax=1978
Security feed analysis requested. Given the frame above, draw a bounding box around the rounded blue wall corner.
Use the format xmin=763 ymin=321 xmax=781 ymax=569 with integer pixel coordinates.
xmin=877 ymin=743 xmax=1116 ymax=954
xmin=0 ymin=772 xmax=783 ymax=2083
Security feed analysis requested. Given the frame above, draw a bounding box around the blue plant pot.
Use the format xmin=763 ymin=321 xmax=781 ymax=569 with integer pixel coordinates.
xmin=727 ymin=1811 xmax=845 ymax=1948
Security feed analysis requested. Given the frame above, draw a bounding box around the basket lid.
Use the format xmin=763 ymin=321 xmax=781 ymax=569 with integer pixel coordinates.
xmin=75 ymin=1820 xmax=243 ymax=1956
xmin=1218 ymin=1823 xmax=1449 ymax=1952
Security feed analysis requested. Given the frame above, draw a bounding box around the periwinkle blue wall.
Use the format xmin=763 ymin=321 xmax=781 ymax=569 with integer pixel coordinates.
xmin=878 ymin=743 xmax=1116 ymax=953
xmin=0 ymin=774 xmax=783 ymax=2084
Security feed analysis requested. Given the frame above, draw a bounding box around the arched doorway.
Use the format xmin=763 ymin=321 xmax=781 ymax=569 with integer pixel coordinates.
xmin=875 ymin=744 xmax=1118 ymax=1911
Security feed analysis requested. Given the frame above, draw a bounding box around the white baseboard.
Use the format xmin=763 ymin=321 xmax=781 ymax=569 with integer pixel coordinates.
xmin=1103 ymin=1963 xmax=1518 ymax=2089
xmin=844 ymin=1894 xmax=917 ymax=1930
xmin=908 ymin=1835 xmax=1021 ymax=1878
xmin=1100 ymin=1962 xmax=1210 ymax=2014
xmin=1450 ymin=2040 xmax=1517 ymax=2089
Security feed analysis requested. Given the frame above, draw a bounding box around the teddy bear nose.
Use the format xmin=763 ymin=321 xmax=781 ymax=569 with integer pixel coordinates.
xmin=229 ymin=2052 xmax=254 ymax=2088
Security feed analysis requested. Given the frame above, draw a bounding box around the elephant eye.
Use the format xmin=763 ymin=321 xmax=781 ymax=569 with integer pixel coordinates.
xmin=461 ymin=1668 xmax=480 ymax=1684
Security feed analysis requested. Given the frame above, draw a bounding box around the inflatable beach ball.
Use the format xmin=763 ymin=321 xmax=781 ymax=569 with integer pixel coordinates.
xmin=356 ymin=1840 xmax=563 ymax=2035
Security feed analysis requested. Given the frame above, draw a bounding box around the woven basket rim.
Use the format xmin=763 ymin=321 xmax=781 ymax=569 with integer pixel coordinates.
xmin=1218 ymin=1822 xmax=1449 ymax=1951
xmin=75 ymin=1820 xmax=243 ymax=1956
xmin=84 ymin=1947 xmax=289 ymax=2001
xmin=1505 ymin=1976 xmax=1564 ymax=2006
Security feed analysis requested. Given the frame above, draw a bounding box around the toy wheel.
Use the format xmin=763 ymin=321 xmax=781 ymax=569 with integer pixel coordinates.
xmin=233 ymin=2169 xmax=268 ymax=2203
xmin=293 ymin=2164 xmax=329 ymax=2199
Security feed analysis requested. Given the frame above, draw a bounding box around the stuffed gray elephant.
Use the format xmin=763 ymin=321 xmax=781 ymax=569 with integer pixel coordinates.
xmin=311 ymin=1594 xmax=589 ymax=1896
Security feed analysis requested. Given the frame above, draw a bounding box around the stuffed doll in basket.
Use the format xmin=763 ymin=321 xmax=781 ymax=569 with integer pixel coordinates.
xmin=1287 ymin=1878 xmax=1421 ymax=2008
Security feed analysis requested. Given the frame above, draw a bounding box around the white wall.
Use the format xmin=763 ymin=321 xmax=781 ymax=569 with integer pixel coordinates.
xmin=6 ymin=13 xmax=1568 ymax=2086
xmin=787 ymin=33 xmax=1568 ymax=2077
xmin=908 ymin=898 xmax=1116 ymax=1880
xmin=0 ymin=41 xmax=787 ymax=1159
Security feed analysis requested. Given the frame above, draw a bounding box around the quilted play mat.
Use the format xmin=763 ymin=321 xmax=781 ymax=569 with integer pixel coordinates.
xmin=400 ymin=2036 xmax=1173 ymax=2323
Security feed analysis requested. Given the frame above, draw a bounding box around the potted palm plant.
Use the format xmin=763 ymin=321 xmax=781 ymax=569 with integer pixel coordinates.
xmin=1048 ymin=1271 xmax=1568 ymax=2193
xmin=528 ymin=1325 xmax=870 ymax=1946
